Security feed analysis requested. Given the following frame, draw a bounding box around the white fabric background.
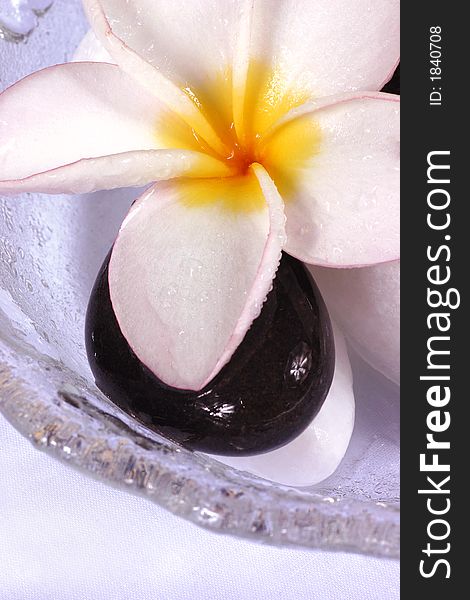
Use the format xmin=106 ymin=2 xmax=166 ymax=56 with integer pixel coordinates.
xmin=0 ymin=414 xmax=399 ymax=600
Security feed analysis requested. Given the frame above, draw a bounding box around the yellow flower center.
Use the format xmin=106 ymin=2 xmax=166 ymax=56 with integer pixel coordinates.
xmin=160 ymin=61 xmax=321 ymax=211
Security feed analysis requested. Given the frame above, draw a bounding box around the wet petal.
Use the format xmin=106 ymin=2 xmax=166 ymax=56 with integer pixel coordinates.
xmin=212 ymin=324 xmax=354 ymax=487
xmin=310 ymin=260 xmax=400 ymax=384
xmin=81 ymin=1 xmax=398 ymax=141
xmin=82 ymin=0 xmax=229 ymax=156
xmin=261 ymin=93 xmax=399 ymax=266
xmin=108 ymin=165 xmax=285 ymax=391
xmin=0 ymin=62 xmax=229 ymax=194
xmin=250 ymin=0 xmax=399 ymax=98
xmin=82 ymin=0 xmax=239 ymax=93
xmin=0 ymin=150 xmax=231 ymax=195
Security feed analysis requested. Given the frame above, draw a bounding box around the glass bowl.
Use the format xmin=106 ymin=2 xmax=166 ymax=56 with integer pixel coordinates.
xmin=0 ymin=0 xmax=399 ymax=557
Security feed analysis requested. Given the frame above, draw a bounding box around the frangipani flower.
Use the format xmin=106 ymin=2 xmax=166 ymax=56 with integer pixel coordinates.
xmin=0 ymin=0 xmax=399 ymax=486
xmin=311 ymin=259 xmax=400 ymax=385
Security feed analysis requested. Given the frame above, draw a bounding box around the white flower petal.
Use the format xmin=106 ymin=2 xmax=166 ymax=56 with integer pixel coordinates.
xmin=0 ymin=62 xmax=229 ymax=194
xmin=108 ymin=165 xmax=285 ymax=391
xmin=261 ymin=92 xmax=399 ymax=266
xmin=250 ymin=0 xmax=399 ymax=97
xmin=0 ymin=150 xmax=231 ymax=195
xmin=82 ymin=0 xmax=240 ymax=92
xmin=310 ymin=260 xmax=400 ymax=384
xmin=82 ymin=0 xmax=229 ymax=157
xmin=80 ymin=1 xmax=398 ymax=123
xmin=211 ymin=324 xmax=354 ymax=487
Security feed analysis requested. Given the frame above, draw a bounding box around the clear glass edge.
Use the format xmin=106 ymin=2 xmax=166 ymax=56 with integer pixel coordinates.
xmin=0 ymin=344 xmax=399 ymax=559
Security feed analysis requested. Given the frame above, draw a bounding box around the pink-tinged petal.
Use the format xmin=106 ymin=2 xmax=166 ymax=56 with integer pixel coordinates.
xmin=250 ymin=0 xmax=399 ymax=97
xmin=82 ymin=0 xmax=239 ymax=94
xmin=0 ymin=149 xmax=232 ymax=195
xmin=0 ymin=61 xmax=210 ymax=192
xmin=82 ymin=0 xmax=230 ymax=157
xmin=261 ymin=93 xmax=399 ymax=266
xmin=206 ymin=163 xmax=286 ymax=383
xmin=310 ymin=260 xmax=400 ymax=384
xmin=212 ymin=324 xmax=354 ymax=487
xmin=108 ymin=165 xmax=285 ymax=391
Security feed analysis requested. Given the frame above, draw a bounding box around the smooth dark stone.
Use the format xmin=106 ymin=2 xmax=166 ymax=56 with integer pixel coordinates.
xmin=85 ymin=252 xmax=335 ymax=456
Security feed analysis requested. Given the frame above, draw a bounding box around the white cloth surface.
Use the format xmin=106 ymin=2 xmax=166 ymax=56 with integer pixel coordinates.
xmin=0 ymin=414 xmax=399 ymax=600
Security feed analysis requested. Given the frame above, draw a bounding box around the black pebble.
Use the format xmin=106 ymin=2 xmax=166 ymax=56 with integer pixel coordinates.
xmin=86 ymin=252 xmax=335 ymax=457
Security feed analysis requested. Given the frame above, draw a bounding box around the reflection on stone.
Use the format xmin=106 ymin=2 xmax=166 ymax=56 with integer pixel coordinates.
xmin=286 ymin=341 xmax=313 ymax=386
